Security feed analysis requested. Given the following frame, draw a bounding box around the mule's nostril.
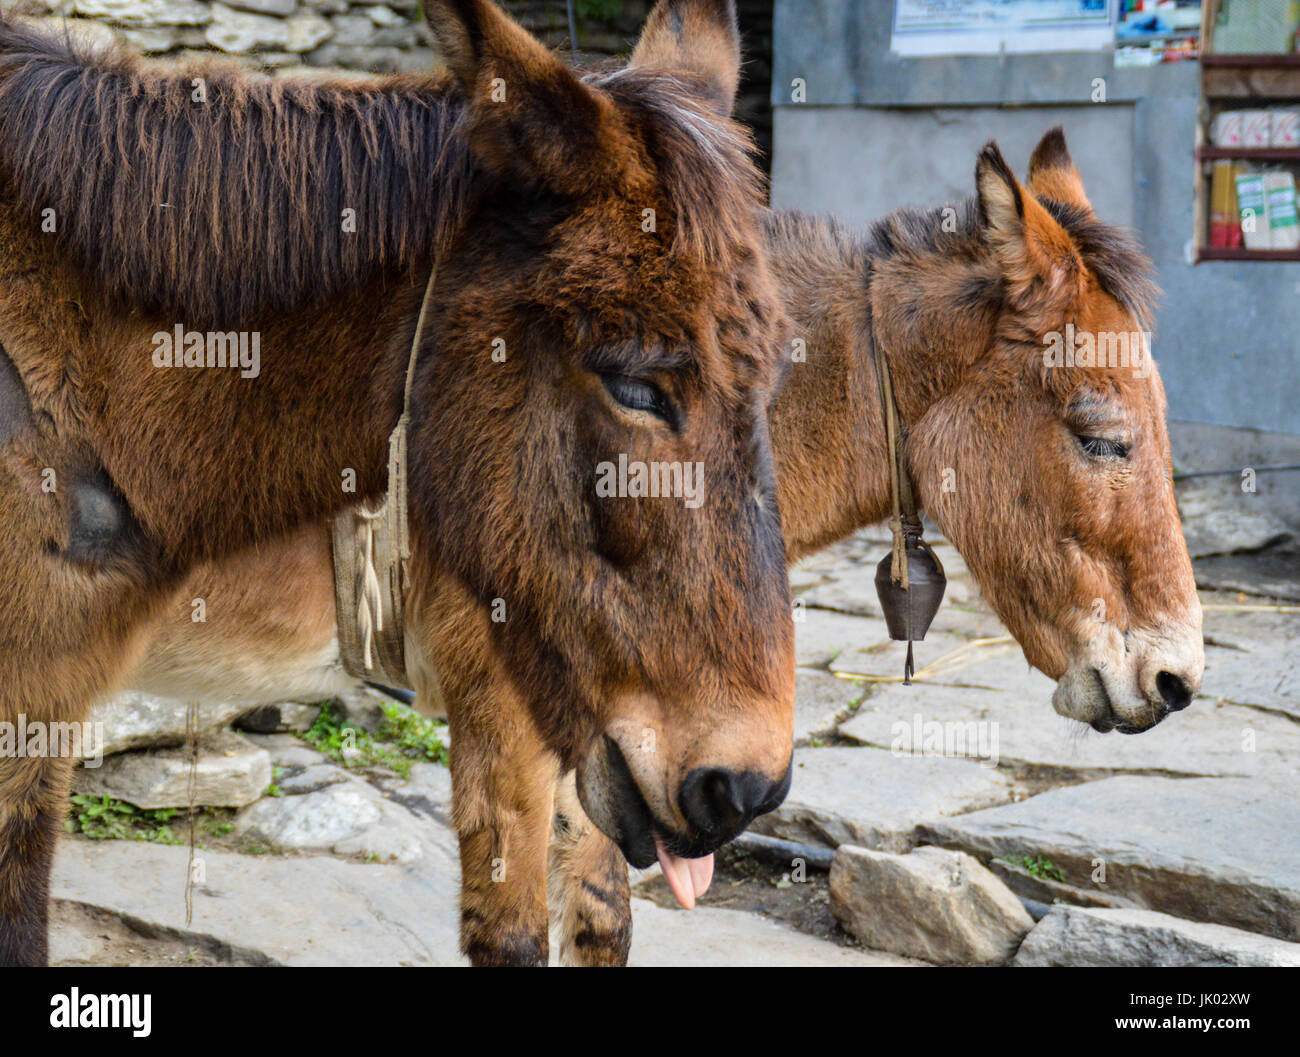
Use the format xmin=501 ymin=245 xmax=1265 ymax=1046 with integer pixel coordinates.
xmin=679 ymin=768 xmax=782 ymax=839
xmin=1156 ymin=671 xmax=1193 ymax=713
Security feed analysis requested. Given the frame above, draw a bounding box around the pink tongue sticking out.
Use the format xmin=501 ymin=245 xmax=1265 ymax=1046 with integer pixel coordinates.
xmin=653 ymin=831 xmax=714 ymax=910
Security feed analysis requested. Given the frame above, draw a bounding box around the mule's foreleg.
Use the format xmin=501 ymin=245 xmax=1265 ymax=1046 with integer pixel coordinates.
xmin=450 ymin=701 xmax=559 ymax=966
xmin=0 ymin=754 xmax=74 ymax=966
xmin=410 ymin=573 xmax=561 ymax=966
xmin=548 ymin=772 xmax=632 ymax=967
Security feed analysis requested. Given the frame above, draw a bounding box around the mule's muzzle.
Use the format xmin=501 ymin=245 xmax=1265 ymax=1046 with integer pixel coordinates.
xmin=576 ymin=735 xmax=792 ymax=868
xmin=1082 ymin=667 xmax=1195 ymax=734
xmin=678 ymin=765 xmax=791 ymax=845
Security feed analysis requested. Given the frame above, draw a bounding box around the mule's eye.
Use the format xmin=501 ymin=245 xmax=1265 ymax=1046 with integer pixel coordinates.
xmin=1076 ymin=434 xmax=1129 ymax=460
xmin=601 ymin=374 xmax=672 ymax=423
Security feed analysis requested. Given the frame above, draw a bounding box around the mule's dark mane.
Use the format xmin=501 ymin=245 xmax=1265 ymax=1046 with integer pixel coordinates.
xmin=0 ymin=17 xmax=767 ymax=326
xmin=0 ymin=16 xmax=473 ymax=324
xmin=862 ymin=195 xmax=1159 ymax=331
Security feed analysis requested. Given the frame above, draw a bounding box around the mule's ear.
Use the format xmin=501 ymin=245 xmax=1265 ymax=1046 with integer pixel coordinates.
xmin=977 ymin=141 xmax=1082 ymax=304
xmin=629 ymin=0 xmax=741 ymax=115
xmin=1027 ymin=126 xmax=1093 ymax=214
xmin=422 ymin=0 xmax=617 ymax=193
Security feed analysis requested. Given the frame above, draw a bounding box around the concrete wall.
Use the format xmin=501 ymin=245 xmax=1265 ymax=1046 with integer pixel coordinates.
xmin=771 ymin=0 xmax=1300 ymax=437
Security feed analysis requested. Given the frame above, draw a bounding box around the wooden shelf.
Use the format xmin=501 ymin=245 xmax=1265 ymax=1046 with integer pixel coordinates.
xmin=1202 ymin=53 xmax=1300 ymax=67
xmin=1193 ymin=5 xmax=1300 ymax=263
xmin=1198 ymin=146 xmax=1300 ymax=161
xmin=1203 ymin=65 xmax=1300 ymax=96
xmin=1196 ymin=247 xmax=1300 ymax=261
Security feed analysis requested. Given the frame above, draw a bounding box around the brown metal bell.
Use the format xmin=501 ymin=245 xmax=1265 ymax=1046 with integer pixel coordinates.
xmin=875 ymin=534 xmax=947 ymax=683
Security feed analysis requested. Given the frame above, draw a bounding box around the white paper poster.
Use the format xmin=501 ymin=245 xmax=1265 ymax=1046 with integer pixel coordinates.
xmin=891 ymin=0 xmax=1117 ymax=56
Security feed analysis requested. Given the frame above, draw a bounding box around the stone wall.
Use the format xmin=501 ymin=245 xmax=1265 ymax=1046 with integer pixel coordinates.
xmin=15 ymin=0 xmax=773 ymax=169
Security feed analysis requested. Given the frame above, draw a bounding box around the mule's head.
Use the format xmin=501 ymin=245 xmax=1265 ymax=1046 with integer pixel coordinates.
xmin=412 ymin=0 xmax=793 ymax=878
xmin=879 ymin=130 xmax=1203 ymax=734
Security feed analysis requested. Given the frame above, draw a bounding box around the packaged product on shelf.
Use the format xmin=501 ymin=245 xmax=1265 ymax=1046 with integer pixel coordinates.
xmin=1212 ymin=110 xmax=1245 ymax=147
xmin=1242 ymin=109 xmax=1273 ymax=147
xmin=1210 ymin=160 xmax=1243 ymax=248
xmin=1271 ymin=107 xmax=1300 ymax=147
xmin=1264 ymin=170 xmax=1300 ymax=250
xmin=1235 ymin=169 xmax=1271 ymax=250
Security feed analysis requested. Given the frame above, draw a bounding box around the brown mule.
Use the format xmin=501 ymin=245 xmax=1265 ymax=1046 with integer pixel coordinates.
xmin=0 ymin=0 xmax=796 ymax=967
xmin=125 ymin=130 xmax=1204 ymax=964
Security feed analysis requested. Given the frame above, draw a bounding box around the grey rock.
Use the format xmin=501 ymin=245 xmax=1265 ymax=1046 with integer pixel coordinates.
xmin=1013 ymin=905 xmax=1300 ymax=967
xmin=391 ymin=47 xmax=437 ymax=75
xmin=370 ymin=23 xmax=417 ymax=48
xmin=792 ymin=670 xmax=864 ymax=742
xmin=223 ymin=0 xmax=296 ymax=15
xmin=362 ymin=4 xmax=407 ymax=27
xmin=241 ymin=732 xmax=328 ymax=768
xmin=75 ymin=731 xmax=271 ymax=809
xmin=794 ymin=607 xmax=889 ymax=669
xmin=798 ymin=561 xmax=887 ymax=617
xmin=306 ymin=43 xmax=404 ymax=72
xmin=626 ymin=898 xmax=924 ymax=967
xmin=839 ymin=679 xmax=1300 ymax=779
xmin=73 ymin=0 xmax=212 ymax=26
xmin=258 ymin=51 xmax=303 ymax=67
xmin=329 ymin=14 xmax=377 ymax=45
xmin=205 ymin=2 xmax=288 ymax=52
xmin=333 ymin=686 xmax=389 ymax=732
xmin=830 ymin=845 xmax=1033 ymax=965
xmin=1178 ymin=478 xmax=1292 ymax=558
xmin=236 ymin=783 xmax=380 ymax=847
xmin=275 ymin=703 xmax=321 ymax=731
xmin=990 ymin=857 xmax=1118 ymax=909
xmin=374 ymin=761 xmax=453 ymax=822
xmin=285 ymin=8 xmax=333 ymax=51
xmin=1195 ymin=550 xmax=1300 ymax=604
xmin=750 ymin=747 xmax=1013 ymax=852
xmin=51 ymin=839 xmax=464 ymax=966
xmin=235 ymin=776 xmax=454 ymax=864
xmin=919 ymin=775 xmax=1300 ymax=941
xmin=276 ymin=763 xmax=352 ymax=795
xmin=119 ymin=25 xmax=180 ymax=51
xmin=48 ymin=904 xmax=111 ymax=965
xmin=85 ymin=692 xmax=252 ymax=759
xmin=1201 ymin=642 xmax=1299 ymax=720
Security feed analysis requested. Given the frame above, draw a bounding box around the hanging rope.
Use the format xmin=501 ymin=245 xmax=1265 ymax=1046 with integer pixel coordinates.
xmin=870 ymin=335 xmax=922 ymax=590
xmin=330 ymin=264 xmax=436 ymax=691
xmin=184 ymin=701 xmax=198 ymax=928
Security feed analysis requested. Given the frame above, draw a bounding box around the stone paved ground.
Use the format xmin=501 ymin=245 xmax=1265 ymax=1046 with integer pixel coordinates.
xmin=51 ymin=526 xmax=1300 ymax=966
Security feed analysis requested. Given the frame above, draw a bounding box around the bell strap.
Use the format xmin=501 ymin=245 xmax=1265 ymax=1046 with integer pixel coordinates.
xmin=869 ymin=336 xmax=921 ymax=591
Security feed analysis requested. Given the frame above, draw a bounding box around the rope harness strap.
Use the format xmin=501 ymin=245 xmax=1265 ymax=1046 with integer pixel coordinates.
xmin=330 ymin=267 xmax=435 ymax=693
xmin=868 ymin=335 xmax=947 ymax=684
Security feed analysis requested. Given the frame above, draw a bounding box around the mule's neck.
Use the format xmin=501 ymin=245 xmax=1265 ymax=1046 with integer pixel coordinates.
xmin=767 ymin=207 xmax=1003 ymax=564
xmin=0 ymin=191 xmax=421 ymax=567
xmin=766 ymin=211 xmax=893 ymax=562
